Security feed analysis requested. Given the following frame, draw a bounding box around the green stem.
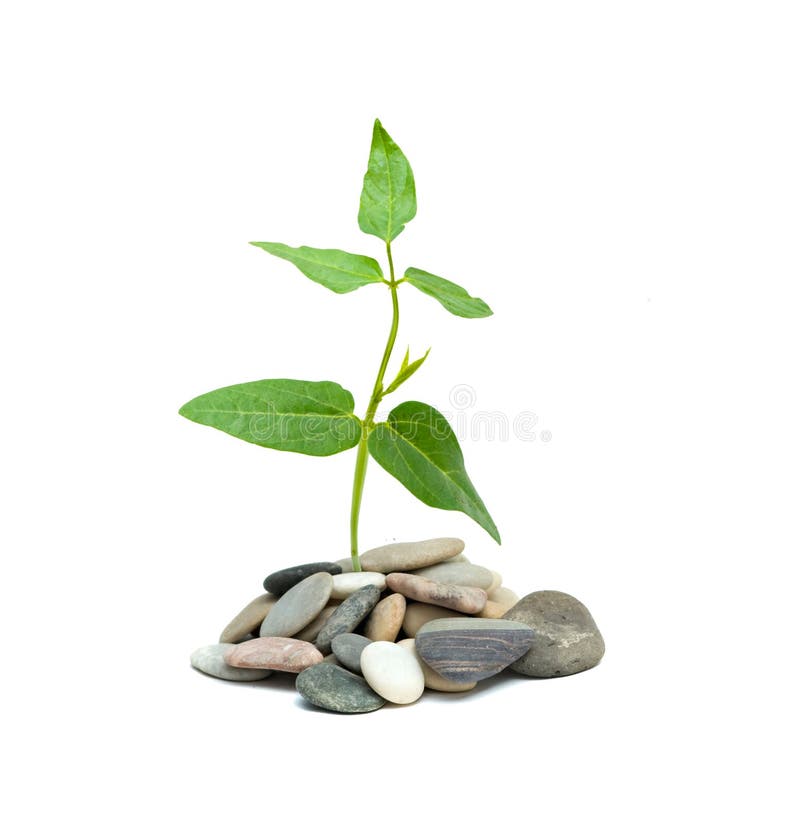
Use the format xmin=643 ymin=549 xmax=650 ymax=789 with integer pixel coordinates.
xmin=349 ymin=242 xmax=400 ymax=571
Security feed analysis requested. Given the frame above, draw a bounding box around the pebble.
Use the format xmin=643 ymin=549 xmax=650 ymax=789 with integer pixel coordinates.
xmin=263 ymin=562 xmax=342 ymax=596
xmin=296 ymin=662 xmax=385 ymax=713
xmin=364 ymin=593 xmax=406 ymax=641
xmin=488 ymin=587 xmax=519 ymax=611
xmin=334 ymin=557 xmax=356 ymax=573
xmin=410 ymin=561 xmax=494 ymax=590
xmin=398 ymin=638 xmax=476 ymax=693
xmin=359 ymin=537 xmax=465 ymax=573
xmin=330 ymin=572 xmax=386 ymax=599
xmin=442 ymin=554 xmax=469 ymax=564
xmin=190 ymin=643 xmax=271 ymax=681
xmin=503 ymin=591 xmax=605 ymax=677
xmin=386 ymin=572 xmax=487 ymax=614
xmin=315 ymin=585 xmax=382 ymax=655
xmin=219 ymin=593 xmax=276 ymax=643
xmin=478 ymin=600 xmax=507 ymax=619
xmin=416 ymin=618 xmax=535 ymax=682
xmin=360 ymin=641 xmax=425 ymax=704
xmin=487 ymin=570 xmax=502 ymax=594
xmin=225 ymin=637 xmax=323 ymax=673
xmin=294 ymin=604 xmax=338 ymax=642
xmin=331 ymin=633 xmax=372 ymax=674
xmin=402 ymin=603 xmax=464 ymax=637
xmin=259 ymin=572 xmax=333 ymax=638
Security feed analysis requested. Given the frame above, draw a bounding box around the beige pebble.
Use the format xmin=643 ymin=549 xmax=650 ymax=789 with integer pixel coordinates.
xmin=398 ymin=638 xmax=477 ymax=692
xmin=387 ymin=573 xmax=487 ymax=614
xmin=411 ymin=561 xmax=494 ymax=590
xmin=478 ymin=600 xmax=507 ymax=618
xmin=224 ymin=637 xmax=322 ymax=673
xmin=488 ymin=587 xmax=520 ymax=611
xmin=486 ymin=570 xmax=503 ymax=594
xmin=219 ymin=593 xmax=276 ymax=644
xmin=294 ymin=604 xmax=338 ymax=642
xmin=364 ymin=594 xmax=406 ymax=641
xmin=360 ymin=537 xmax=465 ymax=573
xmin=402 ymin=603 xmax=466 ymax=637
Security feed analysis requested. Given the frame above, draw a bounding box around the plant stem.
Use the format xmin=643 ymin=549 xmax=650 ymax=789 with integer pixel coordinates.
xmin=349 ymin=241 xmax=400 ymax=571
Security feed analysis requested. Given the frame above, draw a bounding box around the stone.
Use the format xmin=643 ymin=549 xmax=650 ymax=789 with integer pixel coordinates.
xmin=442 ymin=554 xmax=469 ymax=563
xmin=410 ymin=561 xmax=494 ymax=590
xmin=330 ymin=572 xmax=386 ymax=599
xmin=294 ymin=604 xmax=337 ymax=642
xmin=488 ymin=587 xmax=519 ymax=611
xmin=364 ymin=593 xmax=406 ymax=641
xmin=190 ymin=643 xmax=271 ymax=681
xmin=225 ymin=637 xmax=323 ymax=673
xmin=503 ymin=591 xmax=605 ymax=677
xmin=219 ymin=593 xmax=276 ymax=643
xmin=386 ymin=572 xmax=487 ymax=614
xmin=416 ymin=618 xmax=535 ymax=682
xmin=402 ymin=603 xmax=464 ymax=637
xmin=398 ymin=638 xmax=476 ymax=693
xmin=360 ymin=641 xmax=425 ymax=704
xmin=478 ymin=600 xmax=507 ymax=619
xmin=296 ymin=663 xmax=385 ymax=713
xmin=359 ymin=537 xmax=465 ymax=573
xmin=331 ymin=633 xmax=372 ymax=674
xmin=334 ymin=557 xmax=356 ymax=573
xmin=487 ymin=570 xmax=502 ymax=594
xmin=315 ymin=585 xmax=382 ymax=655
xmin=263 ymin=562 xmax=342 ymax=596
xmin=259 ymin=572 xmax=333 ymax=638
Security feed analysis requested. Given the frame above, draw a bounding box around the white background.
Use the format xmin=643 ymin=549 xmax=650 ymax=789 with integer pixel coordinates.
xmin=2 ymin=1 xmax=798 ymax=821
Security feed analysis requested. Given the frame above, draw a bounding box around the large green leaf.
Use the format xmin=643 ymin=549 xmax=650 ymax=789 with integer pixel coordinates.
xmin=250 ymin=243 xmax=384 ymax=294
xmin=358 ymin=119 xmax=417 ymax=242
xmin=179 ymin=379 xmax=362 ymax=457
xmin=404 ymin=268 xmax=492 ymax=318
xmin=368 ymin=401 xmax=500 ymax=543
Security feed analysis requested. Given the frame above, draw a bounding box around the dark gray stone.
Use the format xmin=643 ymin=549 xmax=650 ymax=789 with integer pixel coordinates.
xmin=331 ymin=633 xmax=372 ymax=674
xmin=503 ymin=590 xmax=605 ymax=677
xmin=415 ymin=618 xmax=535 ymax=682
xmin=315 ymin=585 xmax=381 ymax=655
xmin=263 ymin=562 xmax=342 ymax=596
xmin=296 ymin=663 xmax=385 ymax=713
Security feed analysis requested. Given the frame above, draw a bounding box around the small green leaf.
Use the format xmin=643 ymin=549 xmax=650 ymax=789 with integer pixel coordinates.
xmin=251 ymin=243 xmax=384 ymax=294
xmin=368 ymin=401 xmax=500 ymax=543
xmin=404 ymin=268 xmax=492 ymax=318
xmin=358 ymin=119 xmax=417 ymax=242
xmin=384 ymin=347 xmax=431 ymax=395
xmin=180 ymin=379 xmax=362 ymax=457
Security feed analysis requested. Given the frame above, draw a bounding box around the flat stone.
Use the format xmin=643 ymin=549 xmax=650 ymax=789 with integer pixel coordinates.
xmin=402 ymin=603 xmax=464 ymax=637
xmin=386 ymin=572 xmax=487 ymax=614
xmin=411 ymin=561 xmax=494 ymax=590
xmin=360 ymin=641 xmax=425 ymax=704
xmin=330 ymin=572 xmax=386 ymax=599
xmin=315 ymin=585 xmax=382 ymax=655
xmin=442 ymin=554 xmax=469 ymax=564
xmin=360 ymin=537 xmax=465 ymax=573
xmin=219 ymin=593 xmax=276 ymax=643
xmin=296 ymin=663 xmax=385 ymax=713
xmin=487 ymin=570 xmax=502 ymax=594
xmin=263 ymin=562 xmax=342 ymax=596
xmin=334 ymin=557 xmax=356 ymax=573
xmin=190 ymin=643 xmax=271 ymax=681
xmin=416 ymin=618 xmax=535 ymax=682
xmin=488 ymin=587 xmax=519 ymax=611
xmin=259 ymin=572 xmax=333 ymax=638
xmin=225 ymin=637 xmax=322 ymax=673
xmin=398 ymin=638 xmax=476 ymax=693
xmin=330 ymin=633 xmax=372 ymax=674
xmin=294 ymin=604 xmax=337 ymax=642
xmin=478 ymin=600 xmax=507 ymax=618
xmin=503 ymin=591 xmax=605 ymax=677
xmin=364 ymin=593 xmax=406 ymax=641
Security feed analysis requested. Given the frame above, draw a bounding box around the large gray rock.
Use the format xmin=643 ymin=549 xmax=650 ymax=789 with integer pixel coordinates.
xmin=503 ymin=591 xmax=605 ymax=677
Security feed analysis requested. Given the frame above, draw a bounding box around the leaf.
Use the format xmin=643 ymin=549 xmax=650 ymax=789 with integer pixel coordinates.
xmin=358 ymin=119 xmax=417 ymax=242
xmin=384 ymin=347 xmax=431 ymax=395
xmin=250 ymin=243 xmax=384 ymax=294
xmin=179 ymin=379 xmax=362 ymax=457
xmin=404 ymin=268 xmax=493 ymax=318
xmin=368 ymin=401 xmax=500 ymax=543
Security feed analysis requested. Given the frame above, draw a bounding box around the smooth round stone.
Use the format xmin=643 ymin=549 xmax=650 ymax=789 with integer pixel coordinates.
xmin=364 ymin=593 xmax=406 ymax=641
xmin=225 ymin=637 xmax=322 ymax=673
xmin=190 ymin=643 xmax=271 ymax=681
xmin=334 ymin=557 xmax=356 ymax=573
xmin=398 ymin=638 xmax=476 ymax=693
xmin=360 ymin=537 xmax=465 ymax=573
xmin=263 ymin=562 xmax=342 ymax=596
xmin=294 ymin=604 xmax=337 ymax=642
xmin=486 ymin=570 xmax=502 ymax=594
xmin=402 ymin=603 xmax=463 ymax=637
xmin=315 ymin=585 xmax=382 ymax=655
xmin=416 ymin=618 xmax=535 ymax=682
xmin=360 ymin=641 xmax=425 ymax=704
xmin=411 ymin=562 xmax=494 ymax=590
xmin=387 ymin=572 xmax=487 ymax=614
xmin=331 ymin=633 xmax=372 ymax=674
xmin=330 ymin=572 xmax=386 ymax=599
xmin=503 ymin=591 xmax=605 ymax=677
xmin=478 ymin=600 xmax=507 ymax=618
xmin=219 ymin=593 xmax=276 ymax=643
xmin=296 ymin=663 xmax=385 ymax=713
xmin=488 ymin=587 xmax=519 ymax=611
xmin=259 ymin=572 xmax=333 ymax=638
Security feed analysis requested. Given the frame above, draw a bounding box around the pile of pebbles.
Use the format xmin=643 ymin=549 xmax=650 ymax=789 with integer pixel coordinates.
xmin=191 ymin=537 xmax=605 ymax=713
